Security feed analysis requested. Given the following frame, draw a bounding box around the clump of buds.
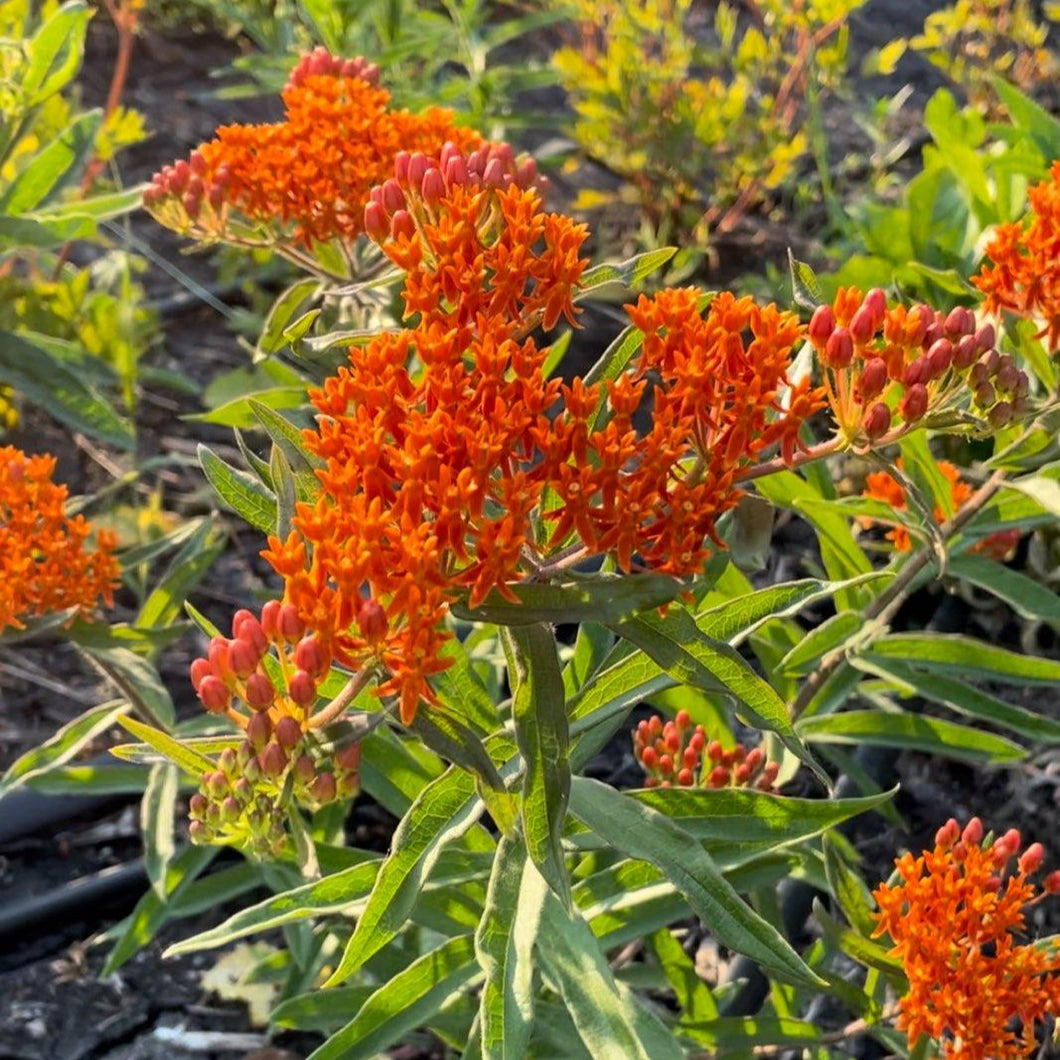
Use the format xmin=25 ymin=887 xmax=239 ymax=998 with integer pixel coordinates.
xmin=933 ymin=816 xmax=1060 ymax=894
xmin=187 ymin=601 xmax=365 ymax=854
xmin=287 ymin=47 xmax=379 ymax=87
xmin=633 ymin=711 xmax=781 ymax=793
xmin=363 ymin=140 xmax=543 ymax=246
xmin=808 ymin=288 xmax=1030 ymax=446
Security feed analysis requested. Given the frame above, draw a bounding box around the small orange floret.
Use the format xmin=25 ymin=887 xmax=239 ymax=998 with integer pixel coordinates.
xmin=873 ymin=819 xmax=1060 ymax=1060
xmin=974 ymin=161 xmax=1060 ymax=353
xmin=862 ymin=459 xmax=1018 ymax=557
xmin=0 ymin=445 xmax=118 ymax=632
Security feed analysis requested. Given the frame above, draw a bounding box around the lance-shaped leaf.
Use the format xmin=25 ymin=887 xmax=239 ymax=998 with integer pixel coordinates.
xmin=309 ymin=935 xmax=481 ymax=1060
xmin=142 ymin=762 xmax=179 ymax=900
xmin=611 ymin=608 xmax=827 ymax=788
xmin=198 ymin=443 xmax=277 ymax=534
xmin=504 ymin=625 xmax=571 ymax=905
xmin=0 ymin=699 xmax=129 ymax=801
xmin=475 ymin=836 xmax=548 ymax=1060
xmin=797 ymin=710 xmax=1025 ymax=762
xmin=852 ymin=654 xmax=1060 ymax=743
xmin=870 ymin=633 xmax=1060 ymax=685
xmin=947 ymin=555 xmax=1060 ymax=625
xmin=325 ymin=765 xmax=486 ymax=986
xmin=569 ymin=777 xmax=822 ymax=986
xmin=114 ymin=715 xmax=215 ymax=777
xmin=536 ymin=897 xmax=657 ymax=1060
xmin=577 ymin=247 xmax=677 ymax=297
xmin=78 ymin=644 xmax=175 ymax=730
xmin=452 ymin=574 xmax=682 ymax=627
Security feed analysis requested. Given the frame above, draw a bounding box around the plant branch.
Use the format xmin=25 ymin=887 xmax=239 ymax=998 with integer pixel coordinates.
xmin=790 ymin=469 xmax=1007 ymax=719
xmin=307 ymin=667 xmax=377 ymax=730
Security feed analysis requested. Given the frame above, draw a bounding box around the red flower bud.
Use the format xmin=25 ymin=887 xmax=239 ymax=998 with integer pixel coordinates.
xmin=863 ymin=401 xmax=891 ymax=440
xmin=996 ymin=364 xmax=1019 ymax=393
xmin=944 ymin=306 xmax=974 ymax=337
xmin=294 ymin=635 xmax=328 ymax=678
xmin=903 ymin=357 xmax=930 ymax=387
xmin=288 ymin=669 xmax=317 ymax=707
xmin=198 ymin=675 xmax=231 ymax=714
xmin=658 ymin=754 xmax=674 ymax=775
xmin=294 ymin=754 xmax=315 ymax=784
xmin=407 ymin=152 xmax=428 ymax=187
xmin=735 ymin=762 xmax=752 ymax=783
xmin=825 ymin=327 xmax=854 ymax=368
xmin=390 ymin=209 xmax=415 ymax=241
xmin=275 ymin=715 xmax=302 ymax=749
xmin=1019 ymin=842 xmax=1044 ymax=874
xmin=310 ymin=772 xmax=337 ymax=803
xmin=962 ymin=817 xmax=983 ymax=845
xmin=228 ymin=637 xmax=260 ymax=679
xmin=707 ymin=740 xmax=724 ymax=762
xmin=364 ymin=200 xmax=388 ymax=242
xmin=189 ymin=793 xmax=207 ymax=817
xmin=857 ymin=358 xmax=889 ymax=400
xmin=707 ymin=765 xmax=730 ymax=788
xmin=849 ymin=305 xmax=877 ymax=345
xmin=988 ymin=401 xmax=1014 ymax=428
xmin=1044 ymin=869 xmax=1060 ymax=893
xmin=246 ymin=710 xmax=272 ymax=750
xmin=808 ymin=305 xmax=836 ymax=349
xmin=993 ymin=828 xmax=1021 ymax=859
xmin=259 ymin=742 xmax=287 ymax=777
xmin=675 ymin=710 xmax=690 ymax=729
xmin=899 ymin=383 xmax=929 ymax=423
xmin=245 ymin=671 xmax=275 ymax=711
xmin=336 ymin=742 xmax=362 ymax=772
xmin=208 ymin=637 xmax=231 ymax=679
xmin=974 ymin=324 xmax=995 ymax=351
xmin=444 ymin=155 xmax=468 ymax=187
xmin=677 ymin=767 xmax=694 ymax=786
xmin=744 ymin=747 xmax=764 ymax=772
xmin=974 ymin=382 xmax=996 ymax=408
xmin=953 ymin=334 xmax=979 ymax=370
xmin=260 ymin=602 xmax=281 ymax=639
xmin=863 ymin=287 xmax=887 ymax=324
xmin=357 ymin=598 xmax=388 ymax=642
xmin=277 ymin=603 xmax=305 ymax=643
xmin=926 ymin=338 xmax=953 ymax=378
xmin=381 ymin=178 xmax=405 ymax=215
xmin=394 ymin=150 xmax=410 ymax=184
xmin=483 ymin=158 xmax=506 ymax=187
xmin=641 ymin=746 xmax=658 ymax=769
xmin=421 ymin=167 xmax=446 ymax=205
xmin=190 ymin=658 xmax=212 ymax=691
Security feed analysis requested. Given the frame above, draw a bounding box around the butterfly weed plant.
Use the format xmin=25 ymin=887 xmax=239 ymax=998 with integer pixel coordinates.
xmin=1 ymin=39 xmax=1060 ymax=1060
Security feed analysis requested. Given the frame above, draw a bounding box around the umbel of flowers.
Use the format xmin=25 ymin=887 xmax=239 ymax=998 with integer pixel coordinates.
xmin=0 ymin=445 xmax=118 ymax=632
xmin=975 ymin=159 xmax=1060 ymax=352
xmin=873 ymin=817 xmax=1060 ymax=1060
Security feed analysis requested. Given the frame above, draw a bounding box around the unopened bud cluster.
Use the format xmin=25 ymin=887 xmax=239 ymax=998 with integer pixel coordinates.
xmin=363 ymin=140 xmax=542 ymax=246
xmin=808 ymin=288 xmax=1028 ymax=444
xmin=187 ymin=601 xmax=362 ymax=853
xmin=286 ymin=47 xmax=379 ymax=88
xmin=633 ymin=711 xmax=781 ymax=792
xmin=932 ymin=815 xmax=1060 ymax=893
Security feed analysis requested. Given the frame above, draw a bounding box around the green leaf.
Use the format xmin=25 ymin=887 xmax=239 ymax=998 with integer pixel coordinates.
xmin=823 ymin=834 xmax=877 ymax=937
xmin=113 ymin=715 xmax=216 ymax=777
xmin=271 ymin=987 xmax=375 ymax=1032
xmin=249 ymin=398 xmax=321 ymax=472
xmin=451 ymin=574 xmax=682 ymax=627
xmin=797 ymin=710 xmax=1025 ymax=762
xmin=433 ymin=638 xmax=501 ymax=734
xmin=536 ymin=897 xmax=655 ymax=1060
xmin=681 ymin=1015 xmax=829 ymax=1050
xmin=870 ymin=633 xmax=1060 ymax=685
xmin=198 ymin=444 xmax=278 ymax=534
xmin=611 ymin=608 xmax=827 ymax=788
xmin=788 ymin=252 xmax=824 ymax=310
xmin=779 ymin=612 xmax=864 ymax=676
xmin=34 ymin=184 xmax=145 ymax=222
xmin=582 ymin=326 xmax=643 ymax=427
xmin=0 ymin=214 xmax=95 ymax=248
xmin=26 ymin=762 xmax=152 ymax=795
xmin=24 ymin=1 xmax=91 ymax=105
xmin=137 ymin=520 xmax=224 ymax=631
xmin=77 ymin=641 xmax=175 ymax=730
xmin=325 ymin=766 xmax=485 ymax=986
xmin=475 ymin=836 xmax=548 ymax=1060
xmin=270 ymin=442 xmax=297 ymax=540
xmin=1003 ymin=466 xmax=1060 ymax=518
xmin=0 ymin=331 xmax=134 ymax=448
xmin=103 ymin=845 xmax=216 ymax=975
xmin=569 ymin=777 xmax=822 ymax=986
xmin=308 ymin=936 xmax=480 ymax=1060
xmin=256 ymin=278 xmax=321 ymax=357
xmin=0 ymin=699 xmax=129 ymax=801
xmin=949 ymin=555 xmax=1060 ymax=624
xmin=577 ymin=247 xmax=677 ymax=296
xmin=993 ymin=77 xmax=1060 ymax=159
xmin=851 ymin=654 xmax=1060 ymax=743
xmin=505 ymin=625 xmax=571 ymax=905
xmin=627 ymin=787 xmax=895 ymax=860
xmin=649 ymin=927 xmax=718 ymax=1024
xmin=0 ymin=110 xmax=101 ymax=214
xmin=142 ymin=763 xmax=179 ymax=900
xmin=164 ymin=855 xmax=382 ymax=955
xmin=189 ymin=387 xmax=308 ymax=428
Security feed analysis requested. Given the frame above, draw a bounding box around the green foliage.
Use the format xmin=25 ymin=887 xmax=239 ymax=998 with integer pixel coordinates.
xmin=552 ymin=0 xmax=865 ymax=246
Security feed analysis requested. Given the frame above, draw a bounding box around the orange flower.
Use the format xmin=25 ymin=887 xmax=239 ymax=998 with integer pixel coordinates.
xmin=807 ymin=288 xmax=1026 ymax=442
xmin=873 ymin=817 xmax=1060 ymax=1060
xmin=365 ymin=141 xmax=589 ymax=334
xmin=144 ymin=49 xmax=481 ymax=248
xmin=546 ymin=289 xmax=826 ymax=574
xmin=974 ymin=161 xmax=1060 ymax=352
xmin=862 ymin=459 xmax=1019 ymax=557
xmin=0 ymin=445 xmax=118 ymax=632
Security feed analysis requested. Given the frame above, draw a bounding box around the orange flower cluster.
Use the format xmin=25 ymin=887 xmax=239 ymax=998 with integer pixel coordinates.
xmin=975 ymin=161 xmax=1060 ymax=352
xmin=143 ymin=48 xmax=481 ymax=248
xmin=873 ymin=817 xmax=1060 ymax=1060
xmin=365 ymin=140 xmax=585 ymax=332
xmin=0 ymin=445 xmax=118 ymax=632
xmin=863 ymin=459 xmax=1019 ymax=557
xmin=188 ymin=601 xmax=362 ymax=854
xmin=633 ymin=711 xmax=780 ymax=792
xmin=549 ymin=289 xmax=825 ymax=573
xmin=808 ymin=288 xmax=1023 ymax=443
